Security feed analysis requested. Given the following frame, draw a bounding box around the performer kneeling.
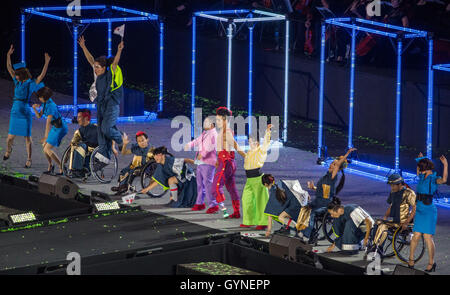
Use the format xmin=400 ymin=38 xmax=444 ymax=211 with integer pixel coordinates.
xmin=326 ymin=197 xmax=374 ymax=255
xmin=111 ymin=131 xmax=152 ymax=195
xmin=32 ymin=85 xmax=68 ymax=175
xmin=371 ymin=173 xmax=416 ymax=254
xmin=140 ymin=147 xmax=197 ymax=208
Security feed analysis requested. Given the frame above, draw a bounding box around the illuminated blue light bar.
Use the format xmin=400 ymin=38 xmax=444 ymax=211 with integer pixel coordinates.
xmin=226 ymin=23 xmax=233 ymax=110
xmin=426 ymin=39 xmax=434 ymax=159
xmin=355 ymin=18 xmax=427 ymax=35
xmin=196 ymin=13 xmax=228 ymax=22
xmin=24 ymin=9 xmax=72 ymax=22
xmin=318 ymin=24 xmax=326 ymax=157
xmin=191 ymin=16 xmax=197 ymax=138
xmin=325 ymin=17 xmax=351 ymax=23
xmin=348 ymin=27 xmax=356 ymax=149
xmin=58 ymin=104 xmax=96 ymax=110
xmin=326 ymin=20 xmax=397 ymax=38
xmin=21 ymin=14 xmax=25 ymax=63
xmin=107 ymin=22 xmax=112 ymax=57
xmin=111 ymin=6 xmax=158 ymax=18
xmin=195 ymin=10 xmax=249 ymax=16
xmin=283 ymin=20 xmax=290 ymax=142
xmin=435 ymin=198 xmax=450 ymax=209
xmin=433 ymin=64 xmax=450 ymax=72
xmin=73 ymin=25 xmax=78 ymax=116
xmin=80 ymin=17 xmax=150 ymax=24
xmin=159 ymin=21 xmax=164 ymax=112
xmin=351 ymin=160 xmax=417 ymax=179
xmin=248 ymin=14 xmax=254 ymax=136
xmin=394 ymin=40 xmax=402 ymax=171
xmin=252 ymin=10 xmax=285 ymax=18
xmin=234 ymin=17 xmax=284 ymax=23
xmin=30 ymin=5 xmax=106 ymax=11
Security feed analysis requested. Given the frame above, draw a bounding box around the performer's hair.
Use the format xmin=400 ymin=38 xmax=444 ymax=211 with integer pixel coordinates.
xmin=36 ymin=86 xmax=53 ymax=101
xmin=417 ymin=158 xmax=434 ymax=172
xmin=136 ymin=131 xmax=148 ymax=140
xmin=77 ymin=108 xmax=91 ymax=115
xmin=153 ymin=146 xmax=169 ymax=155
xmin=327 ymin=197 xmax=342 ymax=211
xmin=14 ymin=67 xmax=32 ymax=82
xmin=262 ymin=174 xmax=287 ymax=204
xmin=216 ymin=107 xmax=232 ymax=119
xmin=95 ymin=55 xmax=114 ymax=68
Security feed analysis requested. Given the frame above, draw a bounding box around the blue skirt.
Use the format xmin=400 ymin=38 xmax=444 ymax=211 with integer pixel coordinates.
xmin=8 ymin=101 xmax=32 ymax=137
xmin=46 ymin=123 xmax=68 ymax=147
xmin=413 ymin=201 xmax=437 ymax=235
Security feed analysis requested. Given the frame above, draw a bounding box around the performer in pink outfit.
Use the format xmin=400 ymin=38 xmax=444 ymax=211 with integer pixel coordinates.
xmin=185 ymin=117 xmax=218 ymax=212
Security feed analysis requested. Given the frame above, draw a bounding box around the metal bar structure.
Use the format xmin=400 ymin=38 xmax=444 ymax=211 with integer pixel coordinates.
xmin=318 ymin=17 xmax=432 ymax=179
xmin=191 ymin=9 xmax=289 ymax=140
xmin=21 ymin=5 xmax=163 ymax=119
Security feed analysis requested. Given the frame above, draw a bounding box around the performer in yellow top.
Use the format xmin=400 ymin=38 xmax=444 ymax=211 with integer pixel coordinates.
xmin=237 ymin=124 xmax=272 ymax=230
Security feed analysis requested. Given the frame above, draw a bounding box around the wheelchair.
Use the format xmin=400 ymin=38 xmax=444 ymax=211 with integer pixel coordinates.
xmin=61 ymin=144 xmax=118 ymax=184
xmin=366 ymin=221 xmax=425 ymax=264
xmin=307 ymin=209 xmax=335 ymax=246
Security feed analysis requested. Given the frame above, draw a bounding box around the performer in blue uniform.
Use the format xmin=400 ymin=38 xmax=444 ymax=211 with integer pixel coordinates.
xmin=32 ymin=85 xmax=68 ymax=175
xmin=4 ymin=45 xmax=51 ymax=168
xmin=140 ymin=147 xmax=197 ymax=208
xmin=326 ymin=197 xmax=374 ymax=255
xmin=78 ymin=36 xmax=124 ymax=170
xmin=409 ymin=153 xmax=447 ymax=272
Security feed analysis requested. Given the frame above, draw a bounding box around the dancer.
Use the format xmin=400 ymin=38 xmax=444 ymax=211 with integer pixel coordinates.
xmin=184 ymin=117 xmax=218 ymax=212
xmin=408 ymin=153 xmax=447 ymax=272
xmin=5 ymin=45 xmax=50 ymax=168
xmin=239 ymin=124 xmax=272 ymax=230
xmin=212 ymin=107 xmax=244 ymax=219
xmin=326 ymin=197 xmax=374 ymax=255
xmin=301 ymin=148 xmax=356 ymax=242
xmin=140 ymin=147 xmax=197 ymax=208
xmin=78 ymin=36 xmax=124 ymax=170
xmin=31 ymin=85 xmax=68 ymax=175
xmin=371 ymin=173 xmax=416 ymax=254
xmin=111 ymin=131 xmax=152 ymax=195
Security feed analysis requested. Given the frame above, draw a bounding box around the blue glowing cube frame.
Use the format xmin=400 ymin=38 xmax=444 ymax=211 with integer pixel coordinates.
xmin=191 ymin=9 xmax=290 ymax=141
xmin=20 ymin=5 xmax=163 ymax=119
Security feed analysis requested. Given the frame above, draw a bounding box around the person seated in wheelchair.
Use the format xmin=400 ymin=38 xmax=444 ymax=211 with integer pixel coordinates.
xmin=140 ymin=146 xmax=197 ymax=208
xmin=326 ymin=197 xmax=374 ymax=255
xmin=111 ymin=131 xmax=152 ymax=195
xmin=370 ymin=173 xmax=416 ymax=254
xmin=69 ymin=109 xmax=99 ymax=178
xmin=262 ymin=174 xmax=310 ymax=238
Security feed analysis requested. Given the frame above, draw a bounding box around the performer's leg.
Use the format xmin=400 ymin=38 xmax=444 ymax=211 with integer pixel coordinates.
xmin=203 ymin=165 xmax=217 ymax=208
xmin=25 ymin=136 xmax=32 ymax=164
xmin=224 ymin=160 xmax=241 ymax=218
xmin=212 ymin=160 xmax=226 ymax=204
xmin=255 ymin=179 xmax=269 ymax=226
xmin=195 ymin=165 xmax=206 ymax=205
xmin=44 ymin=143 xmax=62 ymax=173
xmin=423 ymin=234 xmax=435 ymax=267
xmin=101 ymin=105 xmax=122 ymax=153
xmin=4 ymin=134 xmax=15 ymax=159
xmin=168 ymin=176 xmax=179 ymax=202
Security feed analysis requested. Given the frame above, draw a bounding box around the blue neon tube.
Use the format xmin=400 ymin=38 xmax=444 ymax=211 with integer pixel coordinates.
xmin=159 ymin=21 xmax=164 ymax=112
xmin=111 ymin=6 xmax=158 ymax=18
xmin=283 ymin=20 xmax=290 ymax=142
xmin=433 ymin=64 xmax=450 ymax=72
xmin=73 ymin=25 xmax=78 ymax=116
xmin=355 ymin=18 xmax=427 ymax=35
xmin=31 ymin=5 xmax=106 ymax=11
xmin=234 ymin=17 xmax=284 ymax=23
xmin=318 ymin=24 xmax=326 ymax=157
xmin=348 ymin=27 xmax=356 ymax=149
xmin=21 ymin=14 xmax=25 ymax=63
xmin=191 ymin=16 xmax=197 ymax=138
xmin=80 ymin=17 xmax=150 ymax=24
xmin=426 ymin=38 xmax=434 ymax=159
xmin=252 ymin=9 xmax=285 ymax=18
xmin=226 ymin=23 xmax=233 ymax=110
xmin=107 ymin=22 xmax=112 ymax=57
xmin=195 ymin=10 xmax=249 ymax=16
xmin=248 ymin=14 xmax=254 ymax=136
xmin=395 ymin=39 xmax=402 ymax=171
xmin=196 ymin=14 xmax=228 ymax=22
xmin=24 ymin=9 xmax=72 ymax=22
xmin=326 ymin=20 xmax=397 ymax=38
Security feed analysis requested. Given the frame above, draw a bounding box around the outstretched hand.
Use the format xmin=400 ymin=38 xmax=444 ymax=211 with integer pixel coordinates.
xmin=418 ymin=152 xmax=424 ymax=158
xmin=78 ymin=36 xmax=86 ymax=48
xmin=44 ymin=53 xmax=51 ymax=63
xmin=7 ymin=45 xmax=14 ymax=56
xmin=122 ymin=133 xmax=129 ymax=146
xmin=440 ymin=155 xmax=448 ymax=166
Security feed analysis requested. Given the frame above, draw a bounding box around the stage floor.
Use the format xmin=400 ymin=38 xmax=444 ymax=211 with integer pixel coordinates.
xmin=1 ymin=78 xmax=449 ymax=274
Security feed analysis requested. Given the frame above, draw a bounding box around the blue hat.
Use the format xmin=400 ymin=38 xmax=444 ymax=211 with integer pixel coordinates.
xmin=387 ymin=173 xmax=404 ymax=185
xmin=13 ymin=62 xmax=26 ymax=70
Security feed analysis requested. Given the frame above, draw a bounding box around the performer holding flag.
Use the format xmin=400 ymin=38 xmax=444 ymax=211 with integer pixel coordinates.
xmin=78 ymin=28 xmax=125 ymax=170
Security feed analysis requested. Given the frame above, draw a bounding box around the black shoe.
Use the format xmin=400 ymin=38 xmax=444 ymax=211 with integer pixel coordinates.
xmin=424 ymin=263 xmax=436 ymax=272
xmin=43 ymin=165 xmax=55 ymax=175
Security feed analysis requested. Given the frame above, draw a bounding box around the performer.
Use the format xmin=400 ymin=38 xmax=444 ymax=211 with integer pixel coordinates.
xmin=111 ymin=131 xmax=152 ymax=195
xmin=238 ymin=124 xmax=272 ymax=230
xmin=409 ymin=153 xmax=447 ymax=272
xmin=371 ymin=173 xmax=416 ymax=254
xmin=69 ymin=109 xmax=99 ymax=178
xmin=326 ymin=197 xmax=374 ymax=255
xmin=78 ymin=36 xmax=124 ymax=170
xmin=263 ymin=174 xmax=310 ymax=237
xmin=31 ymin=85 xmax=68 ymax=175
xmin=212 ymin=107 xmax=245 ymax=219
xmin=301 ymin=148 xmax=356 ymax=242
xmin=4 ymin=45 xmax=50 ymax=168
xmin=140 ymin=147 xmax=197 ymax=208
xmin=184 ymin=117 xmax=218 ymax=212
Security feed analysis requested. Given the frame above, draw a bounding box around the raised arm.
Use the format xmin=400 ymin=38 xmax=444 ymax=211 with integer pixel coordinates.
xmin=260 ymin=124 xmax=273 ymax=152
xmin=111 ymin=41 xmax=124 ymax=73
xmin=437 ymin=155 xmax=448 ymax=185
xmin=121 ymin=133 xmax=132 ymax=155
xmin=35 ymin=53 xmax=51 ymax=85
xmin=331 ymin=148 xmax=357 ymax=179
xmin=78 ymin=36 xmax=95 ymax=67
xmin=6 ymin=45 xmax=15 ymax=79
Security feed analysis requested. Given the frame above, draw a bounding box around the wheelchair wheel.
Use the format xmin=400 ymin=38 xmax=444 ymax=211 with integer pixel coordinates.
xmin=89 ymin=147 xmax=118 ymax=184
xmin=322 ymin=212 xmax=336 ymax=244
xmin=392 ymin=226 xmax=425 ymax=264
xmin=61 ymin=146 xmax=73 ymax=178
xmin=381 ymin=229 xmax=395 ymax=258
xmin=140 ymin=160 xmax=168 ymax=198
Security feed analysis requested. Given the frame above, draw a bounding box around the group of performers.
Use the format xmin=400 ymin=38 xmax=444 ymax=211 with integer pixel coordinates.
xmin=4 ymin=35 xmax=449 ymax=273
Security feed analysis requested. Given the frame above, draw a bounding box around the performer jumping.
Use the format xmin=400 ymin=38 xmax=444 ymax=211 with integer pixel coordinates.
xmin=212 ymin=107 xmax=244 ymax=219
xmin=238 ymin=124 xmax=272 ymax=230
xmin=184 ymin=117 xmax=218 ymax=212
xmin=408 ymin=153 xmax=447 ymax=272
xmin=78 ymin=36 xmax=124 ymax=170
xmin=4 ymin=45 xmax=50 ymax=168
xmin=140 ymin=146 xmax=197 ymax=208
xmin=31 ymin=85 xmax=68 ymax=175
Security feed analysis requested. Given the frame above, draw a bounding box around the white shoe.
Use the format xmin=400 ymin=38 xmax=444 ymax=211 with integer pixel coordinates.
xmin=95 ymin=152 xmax=110 ymax=164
